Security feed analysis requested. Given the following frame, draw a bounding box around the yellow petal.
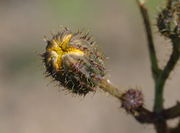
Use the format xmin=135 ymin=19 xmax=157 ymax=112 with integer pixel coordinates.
xmin=61 ymin=34 xmax=72 ymax=50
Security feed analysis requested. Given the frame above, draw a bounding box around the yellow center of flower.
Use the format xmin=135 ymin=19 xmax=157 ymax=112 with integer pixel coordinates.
xmin=46 ymin=34 xmax=84 ymax=71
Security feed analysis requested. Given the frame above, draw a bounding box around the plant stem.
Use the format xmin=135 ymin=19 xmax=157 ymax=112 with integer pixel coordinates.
xmin=153 ymin=37 xmax=179 ymax=133
xmin=99 ymin=2 xmax=180 ymax=133
xmin=136 ymin=0 xmax=160 ymax=81
xmin=135 ymin=1 xmax=178 ymax=132
xmin=154 ymin=121 xmax=168 ymax=133
xmin=99 ymin=78 xmax=122 ymax=99
xmin=163 ymin=102 xmax=180 ymax=119
xmin=154 ymin=37 xmax=180 ymax=113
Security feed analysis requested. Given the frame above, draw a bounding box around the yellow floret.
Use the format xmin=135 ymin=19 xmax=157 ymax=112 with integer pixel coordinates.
xmin=46 ymin=34 xmax=84 ymax=70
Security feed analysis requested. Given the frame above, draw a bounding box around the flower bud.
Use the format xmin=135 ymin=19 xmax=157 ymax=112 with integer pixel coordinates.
xmin=120 ymin=89 xmax=144 ymax=113
xmin=157 ymin=0 xmax=180 ymax=38
xmin=42 ymin=28 xmax=105 ymax=95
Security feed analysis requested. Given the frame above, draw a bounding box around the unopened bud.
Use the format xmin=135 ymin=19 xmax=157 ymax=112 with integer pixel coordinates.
xmin=120 ymin=89 xmax=144 ymax=113
xmin=157 ymin=0 xmax=180 ymax=38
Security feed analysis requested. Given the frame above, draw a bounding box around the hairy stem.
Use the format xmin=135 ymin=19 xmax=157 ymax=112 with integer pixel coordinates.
xmin=163 ymin=102 xmax=180 ymax=119
xmin=136 ymin=0 xmax=175 ymax=132
xmin=99 ymin=78 xmax=122 ymax=99
xmin=153 ymin=37 xmax=179 ymax=133
xmin=99 ymin=78 xmax=158 ymax=124
xmin=154 ymin=121 xmax=168 ymax=133
xmin=154 ymin=38 xmax=180 ymax=113
xmin=136 ymin=0 xmax=160 ymax=81
xmin=99 ymin=2 xmax=180 ymax=133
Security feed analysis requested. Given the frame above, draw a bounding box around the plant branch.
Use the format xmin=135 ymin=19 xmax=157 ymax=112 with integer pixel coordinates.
xmin=99 ymin=79 xmax=156 ymax=124
xmin=134 ymin=102 xmax=180 ymax=124
xmin=98 ymin=78 xmax=180 ymax=126
xmin=99 ymin=2 xmax=180 ymax=133
xmin=99 ymin=78 xmax=122 ymax=99
xmin=154 ymin=121 xmax=168 ymax=133
xmin=135 ymin=1 xmax=180 ymax=132
xmin=136 ymin=0 xmax=168 ymax=132
xmin=134 ymin=107 xmax=157 ymax=123
xmin=154 ymin=37 xmax=180 ymax=113
xmin=163 ymin=102 xmax=180 ymax=120
xmin=136 ymin=0 xmax=160 ymax=81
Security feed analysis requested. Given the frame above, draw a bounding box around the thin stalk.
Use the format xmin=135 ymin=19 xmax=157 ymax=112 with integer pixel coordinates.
xmin=154 ymin=38 xmax=180 ymax=112
xmin=99 ymin=78 xmax=122 ymax=99
xmin=136 ymin=0 xmax=160 ymax=81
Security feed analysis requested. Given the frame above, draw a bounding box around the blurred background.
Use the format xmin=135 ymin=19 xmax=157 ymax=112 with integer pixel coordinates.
xmin=0 ymin=0 xmax=179 ymax=133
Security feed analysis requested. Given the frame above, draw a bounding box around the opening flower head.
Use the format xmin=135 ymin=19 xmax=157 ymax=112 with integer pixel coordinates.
xmin=42 ymin=28 xmax=106 ymax=95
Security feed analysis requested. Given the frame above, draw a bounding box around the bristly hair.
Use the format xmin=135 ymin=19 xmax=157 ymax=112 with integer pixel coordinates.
xmin=42 ymin=27 xmax=106 ymax=95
